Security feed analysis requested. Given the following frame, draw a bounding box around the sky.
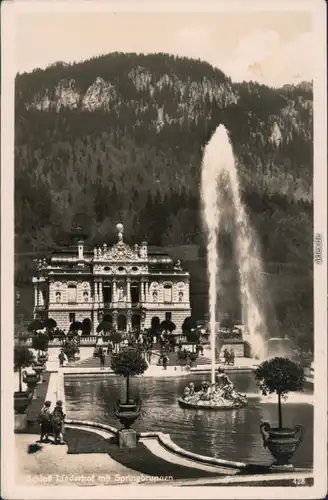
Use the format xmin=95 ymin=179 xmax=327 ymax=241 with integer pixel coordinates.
xmin=14 ymin=8 xmax=314 ymax=88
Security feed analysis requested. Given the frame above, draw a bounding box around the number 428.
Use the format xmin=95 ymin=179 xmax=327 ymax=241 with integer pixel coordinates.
xmin=293 ymin=477 xmax=306 ymax=485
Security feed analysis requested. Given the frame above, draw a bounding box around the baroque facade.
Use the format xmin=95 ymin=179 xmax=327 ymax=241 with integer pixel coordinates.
xmin=32 ymin=224 xmax=191 ymax=333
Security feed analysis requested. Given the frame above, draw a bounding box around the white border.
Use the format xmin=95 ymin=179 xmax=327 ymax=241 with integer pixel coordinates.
xmin=1 ymin=1 xmax=327 ymax=499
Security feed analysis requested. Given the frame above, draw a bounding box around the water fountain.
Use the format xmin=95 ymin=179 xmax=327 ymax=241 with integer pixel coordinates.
xmin=179 ymin=124 xmax=268 ymax=410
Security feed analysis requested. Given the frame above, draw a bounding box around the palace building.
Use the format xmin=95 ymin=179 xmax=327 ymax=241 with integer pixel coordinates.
xmin=32 ymin=224 xmax=191 ymax=334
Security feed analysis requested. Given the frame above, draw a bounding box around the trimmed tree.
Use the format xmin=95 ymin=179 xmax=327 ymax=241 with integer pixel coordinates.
xmin=96 ymin=321 xmax=112 ymax=334
xmin=32 ymin=332 xmax=50 ymax=355
xmin=111 ymin=347 xmax=148 ymax=404
xmin=109 ymin=330 xmax=123 ymax=352
xmin=69 ymin=321 xmax=83 ymax=333
xmin=160 ymin=319 xmax=176 ymax=334
xmin=254 ymin=357 xmax=305 ymax=429
xmin=27 ymin=319 xmax=45 ymax=333
xmin=14 ymin=345 xmax=35 ymax=392
xmin=182 ymin=316 xmax=197 ymax=334
xmin=82 ymin=318 xmax=92 ymax=335
xmin=186 ymin=330 xmax=199 ymax=353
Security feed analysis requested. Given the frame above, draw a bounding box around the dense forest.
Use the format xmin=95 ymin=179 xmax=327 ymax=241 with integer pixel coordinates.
xmin=14 ymin=52 xmax=313 ymax=345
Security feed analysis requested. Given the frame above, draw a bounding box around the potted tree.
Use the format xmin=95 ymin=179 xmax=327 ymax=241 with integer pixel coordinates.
xmin=62 ymin=338 xmax=80 ymax=363
xmin=111 ymin=347 xmax=148 ymax=448
xmin=27 ymin=319 xmax=45 ymax=334
xmin=81 ymin=317 xmax=92 ymax=336
xmin=177 ymin=348 xmax=189 ymax=370
xmin=32 ymin=331 xmax=50 ymax=366
xmin=189 ymin=352 xmax=198 ymax=368
xmin=186 ymin=330 xmax=199 ymax=353
xmin=14 ymin=346 xmax=35 ymax=414
xmin=109 ymin=330 xmax=123 ymax=354
xmin=255 ymin=357 xmax=305 ymax=469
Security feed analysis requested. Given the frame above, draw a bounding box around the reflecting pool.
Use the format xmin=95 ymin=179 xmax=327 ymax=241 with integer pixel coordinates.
xmin=64 ymin=373 xmax=313 ymax=468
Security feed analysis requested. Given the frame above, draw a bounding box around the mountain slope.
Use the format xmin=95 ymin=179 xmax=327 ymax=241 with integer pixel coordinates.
xmin=15 ymin=52 xmax=313 ymax=271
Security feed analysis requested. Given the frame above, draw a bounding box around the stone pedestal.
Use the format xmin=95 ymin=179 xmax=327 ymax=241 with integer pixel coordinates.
xmin=15 ymin=414 xmax=28 ymax=432
xmin=118 ymin=429 xmax=137 ymax=449
xmin=270 ymin=463 xmax=294 ymax=472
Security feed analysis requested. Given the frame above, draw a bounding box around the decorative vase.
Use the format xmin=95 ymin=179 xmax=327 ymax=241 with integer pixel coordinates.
xmin=113 ymin=400 xmax=141 ymax=429
xmin=37 ymin=353 xmax=48 ymax=365
xmin=260 ymin=422 xmax=304 ymax=468
xmin=33 ymin=364 xmax=46 ymax=383
xmin=22 ymin=371 xmax=40 ymax=399
xmin=14 ymin=391 xmax=33 ymax=414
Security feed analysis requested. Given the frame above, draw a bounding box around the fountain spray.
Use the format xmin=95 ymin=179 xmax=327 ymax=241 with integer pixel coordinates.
xmin=201 ymin=125 xmax=267 ymax=382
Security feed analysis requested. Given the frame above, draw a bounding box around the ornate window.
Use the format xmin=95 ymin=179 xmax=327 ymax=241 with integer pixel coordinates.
xmin=55 ymin=292 xmax=61 ymax=303
xmin=67 ymin=283 xmax=77 ymax=304
xmin=163 ymin=284 xmax=172 ymax=303
xmin=178 ymin=291 xmax=183 ymax=302
xmin=83 ymin=291 xmax=89 ymax=302
xmin=153 ymin=291 xmax=158 ymax=302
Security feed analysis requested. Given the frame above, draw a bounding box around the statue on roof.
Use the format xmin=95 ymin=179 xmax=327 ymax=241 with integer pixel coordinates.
xmin=116 ymin=223 xmax=124 ymax=244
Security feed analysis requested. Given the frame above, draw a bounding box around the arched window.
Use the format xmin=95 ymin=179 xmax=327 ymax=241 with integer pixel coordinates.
xmin=55 ymin=292 xmax=61 ymax=303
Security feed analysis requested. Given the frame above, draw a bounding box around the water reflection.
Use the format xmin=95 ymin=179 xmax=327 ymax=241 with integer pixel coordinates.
xmin=64 ymin=373 xmax=313 ymax=468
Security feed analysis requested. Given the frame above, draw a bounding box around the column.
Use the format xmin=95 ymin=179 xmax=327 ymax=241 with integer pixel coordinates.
xmin=140 ymin=280 xmax=144 ymax=302
xmin=34 ymin=284 xmax=38 ymax=308
xmin=92 ymin=311 xmax=97 ymax=335
xmin=127 ymin=310 xmax=132 ymax=332
xmin=99 ymin=281 xmax=103 ymax=304
xmin=112 ymin=310 xmax=118 ymax=329
xmin=94 ymin=282 xmax=99 ymax=303
xmin=145 ymin=281 xmax=149 ymax=302
xmin=112 ymin=279 xmax=117 ymax=303
xmin=127 ymin=278 xmax=131 ymax=303
xmin=38 ymin=289 xmax=44 ymax=306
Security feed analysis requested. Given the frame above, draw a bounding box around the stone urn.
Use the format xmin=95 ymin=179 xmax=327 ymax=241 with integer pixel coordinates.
xmin=113 ymin=399 xmax=141 ymax=429
xmin=189 ymin=353 xmax=198 ymax=368
xmin=32 ymin=363 xmax=46 ymax=383
xmin=22 ymin=371 xmax=40 ymax=399
xmin=260 ymin=422 xmax=304 ymax=469
xmin=14 ymin=391 xmax=33 ymax=414
xmin=37 ymin=352 xmax=49 ymax=365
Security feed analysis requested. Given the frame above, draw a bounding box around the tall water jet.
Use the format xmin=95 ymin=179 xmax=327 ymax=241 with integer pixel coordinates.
xmin=201 ymin=125 xmax=268 ymax=375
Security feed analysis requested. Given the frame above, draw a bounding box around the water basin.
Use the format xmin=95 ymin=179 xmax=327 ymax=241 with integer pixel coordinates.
xmin=64 ymin=372 xmax=313 ymax=468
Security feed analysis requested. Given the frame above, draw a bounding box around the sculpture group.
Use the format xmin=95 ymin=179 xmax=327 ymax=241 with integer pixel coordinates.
xmin=179 ymin=367 xmax=247 ymax=409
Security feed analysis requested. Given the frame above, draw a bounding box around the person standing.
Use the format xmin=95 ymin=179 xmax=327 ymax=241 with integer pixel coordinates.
xmin=58 ymin=350 xmax=65 ymax=368
xmin=99 ymin=348 xmax=105 ymax=370
xmin=162 ymin=354 xmax=168 ymax=370
xmin=52 ymin=401 xmax=66 ymax=444
xmin=38 ymin=400 xmax=52 ymax=443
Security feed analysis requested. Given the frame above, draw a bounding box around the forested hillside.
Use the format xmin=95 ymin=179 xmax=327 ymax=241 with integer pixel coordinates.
xmin=15 ymin=52 xmax=313 ymax=286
